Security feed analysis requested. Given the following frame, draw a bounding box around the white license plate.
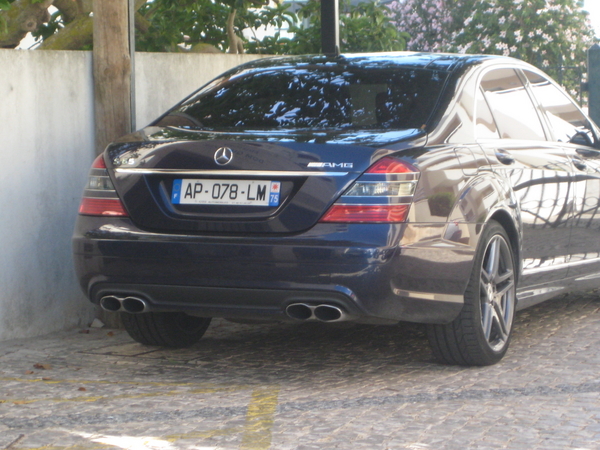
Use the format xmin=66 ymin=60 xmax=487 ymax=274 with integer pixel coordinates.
xmin=171 ymin=179 xmax=281 ymax=206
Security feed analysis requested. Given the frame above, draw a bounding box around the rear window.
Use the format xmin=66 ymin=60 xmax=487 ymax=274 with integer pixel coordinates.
xmin=156 ymin=67 xmax=447 ymax=130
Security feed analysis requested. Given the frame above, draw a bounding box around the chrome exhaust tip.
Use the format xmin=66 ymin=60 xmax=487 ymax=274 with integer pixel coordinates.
xmin=100 ymin=295 xmax=122 ymax=312
xmin=314 ymin=305 xmax=344 ymax=322
xmin=99 ymin=295 xmax=149 ymax=313
xmin=285 ymin=303 xmax=313 ymax=320
xmin=122 ymin=297 xmax=148 ymax=313
xmin=285 ymin=303 xmax=348 ymax=322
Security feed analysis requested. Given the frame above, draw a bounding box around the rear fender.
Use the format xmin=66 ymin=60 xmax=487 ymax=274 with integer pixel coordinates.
xmin=446 ymin=172 xmax=522 ymax=274
xmin=406 ymin=143 xmax=521 ymax=257
xmin=400 ymin=151 xmax=522 ymax=300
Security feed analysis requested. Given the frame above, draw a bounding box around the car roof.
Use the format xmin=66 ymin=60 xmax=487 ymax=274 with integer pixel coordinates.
xmin=235 ymin=52 xmax=513 ymax=74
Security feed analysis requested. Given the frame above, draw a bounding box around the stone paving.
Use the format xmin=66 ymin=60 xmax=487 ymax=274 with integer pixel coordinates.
xmin=0 ymin=291 xmax=600 ymax=450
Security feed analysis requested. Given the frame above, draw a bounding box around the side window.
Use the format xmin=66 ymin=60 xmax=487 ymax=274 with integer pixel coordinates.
xmin=524 ymin=70 xmax=594 ymax=146
xmin=476 ymin=87 xmax=500 ymax=139
xmin=480 ymin=68 xmax=546 ymax=141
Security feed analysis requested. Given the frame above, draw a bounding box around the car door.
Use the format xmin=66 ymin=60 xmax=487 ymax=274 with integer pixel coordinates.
xmin=523 ymin=69 xmax=600 ymax=284
xmin=475 ymin=67 xmax=574 ymax=289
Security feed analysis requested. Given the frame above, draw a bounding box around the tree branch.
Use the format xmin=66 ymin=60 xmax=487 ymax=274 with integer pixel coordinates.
xmin=226 ymin=7 xmax=244 ymax=54
xmin=39 ymin=0 xmax=149 ymax=51
xmin=53 ymin=0 xmax=81 ymax=24
xmin=0 ymin=0 xmax=53 ymax=48
xmin=38 ymin=13 xmax=92 ymax=50
xmin=135 ymin=11 xmax=150 ymax=35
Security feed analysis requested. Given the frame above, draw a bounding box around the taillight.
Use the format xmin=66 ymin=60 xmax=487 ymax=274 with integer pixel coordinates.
xmin=319 ymin=156 xmax=419 ymax=223
xmin=78 ymin=155 xmax=128 ymax=217
xmin=365 ymin=157 xmax=418 ymax=174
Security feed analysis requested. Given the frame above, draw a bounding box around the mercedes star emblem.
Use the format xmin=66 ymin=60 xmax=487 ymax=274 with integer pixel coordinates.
xmin=214 ymin=147 xmax=234 ymax=166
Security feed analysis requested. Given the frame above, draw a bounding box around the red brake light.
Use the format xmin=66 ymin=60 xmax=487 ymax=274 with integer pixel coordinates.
xmin=79 ymin=198 xmax=128 ymax=216
xmin=320 ymin=204 xmax=410 ymax=223
xmin=92 ymin=154 xmax=107 ymax=169
xmin=78 ymin=155 xmax=128 ymax=217
xmin=366 ymin=157 xmax=418 ymax=174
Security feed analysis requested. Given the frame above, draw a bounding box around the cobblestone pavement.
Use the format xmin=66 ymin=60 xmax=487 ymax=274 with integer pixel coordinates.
xmin=1 ymin=292 xmax=600 ymax=450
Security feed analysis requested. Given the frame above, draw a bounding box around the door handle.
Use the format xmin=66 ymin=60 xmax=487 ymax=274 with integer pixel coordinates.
xmin=495 ymin=151 xmax=515 ymax=165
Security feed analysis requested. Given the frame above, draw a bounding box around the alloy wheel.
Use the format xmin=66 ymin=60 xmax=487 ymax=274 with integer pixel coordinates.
xmin=479 ymin=234 xmax=515 ymax=352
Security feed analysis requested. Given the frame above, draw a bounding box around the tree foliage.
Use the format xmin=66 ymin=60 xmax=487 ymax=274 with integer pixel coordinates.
xmin=134 ymin=0 xmax=233 ymax=52
xmin=389 ymin=0 xmax=594 ymax=96
xmin=282 ymin=0 xmax=408 ymax=54
xmin=450 ymin=0 xmax=594 ymax=67
xmin=2 ymin=0 xmax=594 ymax=83
xmin=1 ymin=0 xmax=407 ymax=54
xmin=388 ymin=0 xmax=453 ymax=52
xmin=0 ymin=0 xmax=282 ymax=52
xmin=133 ymin=0 xmax=297 ymax=53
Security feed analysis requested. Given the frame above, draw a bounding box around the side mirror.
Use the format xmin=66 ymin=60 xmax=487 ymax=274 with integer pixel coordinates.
xmin=570 ymin=131 xmax=594 ymax=147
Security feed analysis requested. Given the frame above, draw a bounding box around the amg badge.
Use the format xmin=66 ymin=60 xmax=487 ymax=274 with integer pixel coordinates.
xmin=307 ymin=162 xmax=353 ymax=169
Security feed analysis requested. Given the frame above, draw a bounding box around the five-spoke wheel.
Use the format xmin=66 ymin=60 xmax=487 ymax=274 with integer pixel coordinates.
xmin=427 ymin=220 xmax=516 ymax=366
xmin=480 ymin=233 xmax=515 ymax=353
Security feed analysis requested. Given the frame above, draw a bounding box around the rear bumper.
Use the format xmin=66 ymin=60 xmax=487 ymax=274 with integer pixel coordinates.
xmin=73 ymin=216 xmax=478 ymax=324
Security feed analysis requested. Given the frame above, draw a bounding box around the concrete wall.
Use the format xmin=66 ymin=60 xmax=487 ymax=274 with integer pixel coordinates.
xmin=0 ymin=50 xmax=96 ymax=340
xmin=135 ymin=53 xmax=264 ymax=127
xmin=0 ymin=50 xmax=264 ymax=341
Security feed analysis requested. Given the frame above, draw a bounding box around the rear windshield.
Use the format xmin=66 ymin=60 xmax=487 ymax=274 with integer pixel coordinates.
xmin=156 ymin=66 xmax=448 ymax=130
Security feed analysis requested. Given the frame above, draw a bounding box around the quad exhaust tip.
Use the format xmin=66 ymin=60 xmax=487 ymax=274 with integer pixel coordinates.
xmin=100 ymin=295 xmax=149 ymax=313
xmin=285 ymin=303 xmax=347 ymax=322
xmin=314 ymin=305 xmax=343 ymax=322
xmin=102 ymin=297 xmax=345 ymax=320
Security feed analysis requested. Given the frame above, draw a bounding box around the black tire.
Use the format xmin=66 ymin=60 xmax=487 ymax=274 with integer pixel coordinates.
xmin=427 ymin=220 xmax=516 ymax=366
xmin=122 ymin=312 xmax=211 ymax=348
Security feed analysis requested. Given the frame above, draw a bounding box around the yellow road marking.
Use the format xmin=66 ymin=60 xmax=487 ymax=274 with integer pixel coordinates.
xmin=0 ymin=376 xmax=251 ymax=389
xmin=5 ymin=384 xmax=280 ymax=450
xmin=15 ymin=446 xmax=106 ymax=450
xmin=0 ymin=386 xmax=250 ymax=405
xmin=165 ymin=426 xmax=243 ymax=441
xmin=0 ymin=376 xmax=259 ymax=405
xmin=240 ymin=387 xmax=280 ymax=450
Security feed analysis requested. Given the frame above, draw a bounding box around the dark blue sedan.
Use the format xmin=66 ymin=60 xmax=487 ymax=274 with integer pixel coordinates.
xmin=73 ymin=52 xmax=600 ymax=365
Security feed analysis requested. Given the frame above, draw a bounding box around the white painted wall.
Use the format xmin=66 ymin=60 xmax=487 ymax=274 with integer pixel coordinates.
xmin=135 ymin=53 xmax=265 ymax=127
xmin=0 ymin=50 xmax=264 ymax=341
xmin=0 ymin=50 xmax=96 ymax=340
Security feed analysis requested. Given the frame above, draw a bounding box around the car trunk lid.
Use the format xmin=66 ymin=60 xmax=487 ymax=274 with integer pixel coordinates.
xmin=105 ymin=127 xmax=423 ymax=234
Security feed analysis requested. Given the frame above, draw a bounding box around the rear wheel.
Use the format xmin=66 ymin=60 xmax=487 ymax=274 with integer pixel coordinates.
xmin=427 ymin=221 xmax=516 ymax=366
xmin=122 ymin=312 xmax=211 ymax=348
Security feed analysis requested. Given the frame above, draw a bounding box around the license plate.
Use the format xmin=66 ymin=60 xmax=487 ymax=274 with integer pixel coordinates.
xmin=171 ymin=179 xmax=281 ymax=206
